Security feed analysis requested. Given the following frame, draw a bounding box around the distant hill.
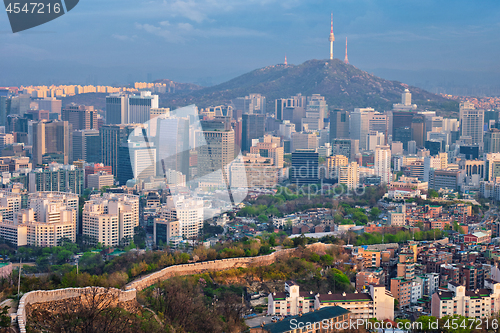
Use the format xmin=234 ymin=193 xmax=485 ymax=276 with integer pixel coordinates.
xmin=160 ymin=58 xmax=454 ymax=111
xmin=61 ymin=59 xmax=457 ymax=112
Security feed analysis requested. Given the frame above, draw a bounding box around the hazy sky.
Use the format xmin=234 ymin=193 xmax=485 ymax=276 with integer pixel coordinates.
xmin=1 ymin=0 xmax=500 ymax=87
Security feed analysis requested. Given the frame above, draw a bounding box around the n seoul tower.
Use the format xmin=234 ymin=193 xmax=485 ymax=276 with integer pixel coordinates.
xmin=329 ymin=13 xmax=335 ymax=60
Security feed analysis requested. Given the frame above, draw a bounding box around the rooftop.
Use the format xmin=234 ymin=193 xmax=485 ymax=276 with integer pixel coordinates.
xmin=255 ymin=306 xmax=350 ymax=333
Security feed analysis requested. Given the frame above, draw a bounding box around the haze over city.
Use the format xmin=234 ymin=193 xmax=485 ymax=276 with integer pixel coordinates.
xmin=1 ymin=0 xmax=500 ymax=93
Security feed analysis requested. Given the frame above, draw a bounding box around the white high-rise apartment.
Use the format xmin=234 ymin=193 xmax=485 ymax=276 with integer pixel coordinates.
xmin=375 ymin=145 xmax=392 ymax=184
xmin=339 ymin=161 xmax=359 ymax=190
xmin=160 ymin=195 xmax=204 ymax=240
xmin=0 ymin=191 xmax=21 ymax=221
xmin=82 ymin=193 xmax=139 ymax=246
xmin=367 ymin=131 xmax=385 ymax=151
xmin=350 ymin=108 xmax=376 ymax=150
xmin=0 ymin=192 xmax=79 ymax=247
xmin=460 ymin=102 xmax=484 ymax=146
xmin=423 ymin=156 xmax=442 ymax=182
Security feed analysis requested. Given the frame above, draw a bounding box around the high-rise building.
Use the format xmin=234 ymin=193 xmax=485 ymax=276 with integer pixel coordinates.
xmin=32 ymin=120 xmax=72 ymax=166
xmin=72 ymin=129 xmax=101 ymax=163
xmin=230 ymin=153 xmax=278 ymax=189
xmin=241 ymin=114 xmax=265 ymax=152
xmin=160 ymin=195 xmax=204 ymax=239
xmin=37 ymin=97 xmax=62 ymax=116
xmin=249 ymin=141 xmax=284 ymax=168
xmin=231 ymin=94 xmax=266 ymax=115
xmin=105 ymin=94 xmax=127 ymax=125
xmin=275 ymin=94 xmax=306 ymax=125
xmin=394 ymin=127 xmax=412 ymax=150
xmin=375 ymin=145 xmax=391 ymax=184
xmin=331 ymin=139 xmax=359 ymax=160
xmin=408 ymin=141 xmax=417 ymax=155
xmin=0 ymin=191 xmax=80 ymax=247
xmin=302 ymin=94 xmax=327 ymax=131
xmin=411 ymin=115 xmax=425 ymax=147
xmin=28 ymin=164 xmax=84 ymax=195
xmin=196 ymin=118 xmax=235 ymax=187
xmin=128 ymin=91 xmax=159 ymax=124
xmin=154 ymin=115 xmax=190 ymax=181
xmin=485 ymin=129 xmax=500 ymax=153
xmin=329 ymin=109 xmax=349 ymax=141
xmin=62 ymin=104 xmax=98 ymax=130
xmin=100 ymin=124 xmax=140 ymax=177
xmin=279 ymin=120 xmax=296 ymax=139
xmin=118 ymin=141 xmax=156 ymax=185
xmin=460 ymin=102 xmax=484 ymax=146
xmin=367 ymin=131 xmax=385 ymax=151
xmin=350 ymin=108 xmax=375 ymax=150
xmin=338 ymin=162 xmax=359 ymax=189
xmin=82 ymin=193 xmax=139 ymax=246
xmin=291 ymin=132 xmax=317 ymax=152
xmin=290 ymin=149 xmax=319 ymax=185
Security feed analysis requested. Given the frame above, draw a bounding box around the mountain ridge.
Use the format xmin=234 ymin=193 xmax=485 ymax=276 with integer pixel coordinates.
xmin=161 ymin=58 xmax=452 ymax=111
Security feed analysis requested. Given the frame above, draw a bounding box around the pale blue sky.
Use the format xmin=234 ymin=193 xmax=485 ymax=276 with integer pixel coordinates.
xmin=1 ymin=0 xmax=499 ymax=88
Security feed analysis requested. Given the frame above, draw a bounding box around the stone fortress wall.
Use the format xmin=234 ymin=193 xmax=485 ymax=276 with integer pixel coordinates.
xmin=125 ymin=247 xmax=297 ymax=291
xmin=16 ymin=243 xmax=338 ymax=332
xmin=17 ymin=287 xmax=137 ymax=333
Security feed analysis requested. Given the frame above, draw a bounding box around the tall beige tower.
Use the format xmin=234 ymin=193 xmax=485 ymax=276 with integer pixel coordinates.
xmin=329 ymin=13 xmax=335 ymax=60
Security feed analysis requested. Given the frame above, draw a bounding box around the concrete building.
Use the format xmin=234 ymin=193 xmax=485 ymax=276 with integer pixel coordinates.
xmin=367 ymin=131 xmax=385 ymax=151
xmin=301 ymin=94 xmax=327 ymax=131
xmin=250 ymin=141 xmax=284 ymax=169
xmin=388 ymin=205 xmax=406 ymax=226
xmin=329 ymin=109 xmax=349 ymax=141
xmin=105 ymin=92 xmax=159 ymax=125
xmin=87 ymin=171 xmax=114 ymax=190
xmin=62 ymin=104 xmax=98 ymax=130
xmin=338 ymin=162 xmax=359 ymax=190
xmin=0 ymin=192 xmax=78 ymax=247
xmin=429 ymin=169 xmax=464 ymax=191
xmin=196 ymin=118 xmax=234 ymax=188
xmin=251 ymin=306 xmax=350 ymax=333
xmin=431 ymin=281 xmax=500 ymax=319
xmin=232 ymin=94 xmax=266 ymax=115
xmin=230 ymin=154 xmax=278 ymax=189
xmin=291 ymin=132 xmax=317 ymax=152
xmin=267 ymin=281 xmax=394 ymax=321
xmin=28 ymin=164 xmax=84 ymax=195
xmin=82 ymin=193 xmax=139 ymax=246
xmin=153 ymin=218 xmax=181 ymax=247
xmin=160 ymin=195 xmax=204 ymax=240
xmin=350 ymin=108 xmax=375 ymax=150
xmin=460 ymin=102 xmax=484 ymax=147
xmin=374 ymin=145 xmax=391 ymax=184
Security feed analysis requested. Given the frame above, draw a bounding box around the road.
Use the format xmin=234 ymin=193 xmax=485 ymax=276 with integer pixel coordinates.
xmin=245 ymin=315 xmax=273 ymax=328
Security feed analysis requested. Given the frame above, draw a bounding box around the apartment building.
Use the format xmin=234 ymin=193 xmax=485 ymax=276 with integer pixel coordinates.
xmin=431 ymin=280 xmax=500 ymax=319
xmin=267 ymin=281 xmax=394 ymax=321
xmin=82 ymin=193 xmax=139 ymax=246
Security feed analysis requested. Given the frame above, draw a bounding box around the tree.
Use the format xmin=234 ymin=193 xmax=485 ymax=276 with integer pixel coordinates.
xmin=428 ymin=189 xmax=439 ymax=198
xmin=0 ymin=306 xmax=10 ymax=328
xmin=369 ymin=207 xmax=381 ymax=221
xmin=26 ymin=287 xmax=161 ymax=333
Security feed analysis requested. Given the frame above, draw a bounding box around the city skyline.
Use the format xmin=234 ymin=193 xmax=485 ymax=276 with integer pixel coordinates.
xmin=0 ymin=0 xmax=499 ymax=92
